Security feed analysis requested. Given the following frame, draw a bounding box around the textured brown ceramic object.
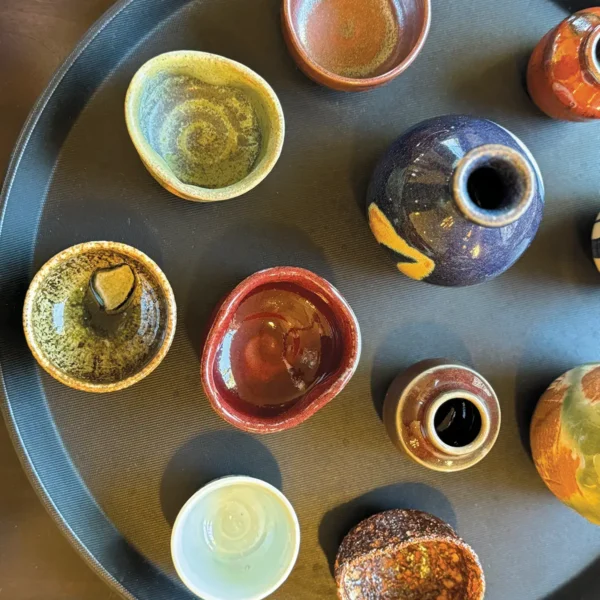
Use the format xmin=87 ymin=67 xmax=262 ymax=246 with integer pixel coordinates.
xmin=23 ymin=242 xmax=176 ymax=393
xmin=527 ymin=8 xmax=600 ymax=121
xmin=383 ymin=359 xmax=501 ymax=472
xmin=282 ymin=0 xmax=431 ymax=91
xmin=531 ymin=364 xmax=600 ymax=525
xmin=335 ymin=509 xmax=485 ymax=600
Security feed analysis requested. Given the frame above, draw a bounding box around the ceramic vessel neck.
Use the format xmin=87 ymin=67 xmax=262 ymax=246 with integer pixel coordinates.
xmin=582 ymin=24 xmax=600 ymax=85
xmin=424 ymin=390 xmax=491 ymax=458
xmin=452 ymin=144 xmax=535 ymax=228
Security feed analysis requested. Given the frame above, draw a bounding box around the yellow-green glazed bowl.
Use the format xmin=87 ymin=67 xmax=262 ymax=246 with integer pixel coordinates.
xmin=125 ymin=51 xmax=285 ymax=202
xmin=23 ymin=241 xmax=176 ymax=393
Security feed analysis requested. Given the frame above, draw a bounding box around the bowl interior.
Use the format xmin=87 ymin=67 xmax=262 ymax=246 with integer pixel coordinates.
xmin=132 ymin=54 xmax=278 ymax=191
xmin=27 ymin=247 xmax=170 ymax=386
xmin=210 ymin=281 xmax=346 ymax=420
xmin=340 ymin=538 xmax=483 ymax=599
xmin=172 ymin=479 xmax=299 ymax=600
xmin=288 ymin=0 xmax=428 ymax=79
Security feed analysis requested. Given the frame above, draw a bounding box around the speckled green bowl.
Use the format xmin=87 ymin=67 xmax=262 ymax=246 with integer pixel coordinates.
xmin=23 ymin=242 xmax=177 ymax=393
xmin=125 ymin=51 xmax=285 ymax=202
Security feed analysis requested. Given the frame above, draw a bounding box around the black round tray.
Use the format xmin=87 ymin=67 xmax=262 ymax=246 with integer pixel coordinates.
xmin=1 ymin=0 xmax=599 ymax=598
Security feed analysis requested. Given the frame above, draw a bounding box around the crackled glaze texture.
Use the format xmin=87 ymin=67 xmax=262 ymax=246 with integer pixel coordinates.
xmin=335 ymin=510 xmax=485 ymax=600
xmin=531 ymin=364 xmax=600 ymax=525
xmin=201 ymin=267 xmax=361 ymax=433
xmin=367 ymin=115 xmax=544 ymax=286
xmin=383 ymin=359 xmax=501 ymax=472
xmin=282 ymin=0 xmax=431 ymax=91
xmin=23 ymin=242 xmax=176 ymax=392
xmin=527 ymin=8 xmax=600 ymax=121
xmin=126 ymin=51 xmax=284 ymax=201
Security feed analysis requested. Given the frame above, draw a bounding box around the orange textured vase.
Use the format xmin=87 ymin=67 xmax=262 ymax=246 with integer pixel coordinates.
xmin=527 ymin=8 xmax=600 ymax=121
xmin=531 ymin=364 xmax=600 ymax=525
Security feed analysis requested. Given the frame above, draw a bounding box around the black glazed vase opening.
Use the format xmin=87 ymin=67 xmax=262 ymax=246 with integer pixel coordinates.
xmin=367 ymin=115 xmax=544 ymax=287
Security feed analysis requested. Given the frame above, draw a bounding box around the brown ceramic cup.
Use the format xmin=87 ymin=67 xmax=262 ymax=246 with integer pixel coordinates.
xmin=282 ymin=0 xmax=431 ymax=91
xmin=335 ymin=509 xmax=485 ymax=599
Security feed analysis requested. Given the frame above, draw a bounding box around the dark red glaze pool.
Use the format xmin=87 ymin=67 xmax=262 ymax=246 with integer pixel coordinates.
xmin=201 ymin=267 xmax=361 ymax=433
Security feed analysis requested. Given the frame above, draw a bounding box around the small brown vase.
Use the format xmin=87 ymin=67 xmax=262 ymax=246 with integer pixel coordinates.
xmin=531 ymin=364 xmax=600 ymax=525
xmin=383 ymin=359 xmax=501 ymax=472
xmin=527 ymin=8 xmax=600 ymax=121
xmin=335 ymin=509 xmax=485 ymax=600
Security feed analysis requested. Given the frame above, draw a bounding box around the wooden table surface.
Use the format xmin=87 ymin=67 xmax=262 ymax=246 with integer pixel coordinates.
xmin=0 ymin=4 xmax=118 ymax=598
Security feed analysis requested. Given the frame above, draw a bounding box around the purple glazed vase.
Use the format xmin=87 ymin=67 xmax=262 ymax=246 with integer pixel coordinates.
xmin=367 ymin=115 xmax=544 ymax=286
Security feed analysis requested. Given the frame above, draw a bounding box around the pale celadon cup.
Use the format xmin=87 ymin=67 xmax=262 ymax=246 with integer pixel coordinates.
xmin=171 ymin=476 xmax=300 ymax=600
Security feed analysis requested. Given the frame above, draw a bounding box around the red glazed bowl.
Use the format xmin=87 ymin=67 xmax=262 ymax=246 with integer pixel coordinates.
xmin=282 ymin=0 xmax=431 ymax=92
xmin=201 ymin=267 xmax=361 ymax=433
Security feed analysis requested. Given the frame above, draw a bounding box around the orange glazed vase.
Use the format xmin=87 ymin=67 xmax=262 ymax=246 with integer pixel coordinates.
xmin=531 ymin=364 xmax=600 ymax=525
xmin=527 ymin=8 xmax=600 ymax=121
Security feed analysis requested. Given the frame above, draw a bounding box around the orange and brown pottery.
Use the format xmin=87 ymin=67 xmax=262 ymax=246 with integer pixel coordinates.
xmin=201 ymin=267 xmax=361 ymax=434
xmin=335 ymin=509 xmax=485 ymax=600
xmin=23 ymin=242 xmax=176 ymax=393
xmin=383 ymin=359 xmax=501 ymax=472
xmin=527 ymin=7 xmax=600 ymax=121
xmin=531 ymin=364 xmax=600 ymax=525
xmin=282 ymin=0 xmax=431 ymax=92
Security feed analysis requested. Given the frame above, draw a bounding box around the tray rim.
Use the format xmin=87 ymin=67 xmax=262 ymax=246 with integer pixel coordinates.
xmin=0 ymin=2 xmax=139 ymax=597
xmin=0 ymin=0 xmax=585 ymax=599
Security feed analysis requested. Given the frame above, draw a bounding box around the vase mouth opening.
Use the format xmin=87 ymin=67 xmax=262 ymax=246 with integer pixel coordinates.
xmin=453 ymin=144 xmax=535 ymax=228
xmin=583 ymin=25 xmax=600 ymax=84
xmin=425 ymin=390 xmax=490 ymax=457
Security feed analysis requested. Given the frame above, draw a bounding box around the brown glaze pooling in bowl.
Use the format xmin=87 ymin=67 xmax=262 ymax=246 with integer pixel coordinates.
xmin=335 ymin=510 xmax=485 ymax=600
xmin=283 ymin=0 xmax=431 ymax=91
xmin=201 ymin=267 xmax=361 ymax=433
xmin=213 ymin=282 xmax=341 ymax=417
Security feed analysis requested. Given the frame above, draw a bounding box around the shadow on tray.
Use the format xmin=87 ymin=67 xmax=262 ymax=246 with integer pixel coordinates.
xmin=159 ymin=430 xmax=282 ymax=527
xmin=370 ymin=321 xmax=472 ymax=420
xmin=318 ymin=483 xmax=456 ymax=577
xmin=547 ymin=556 xmax=600 ymax=600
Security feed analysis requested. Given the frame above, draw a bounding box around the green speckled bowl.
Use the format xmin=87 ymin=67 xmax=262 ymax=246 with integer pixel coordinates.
xmin=23 ymin=242 xmax=177 ymax=393
xmin=125 ymin=51 xmax=285 ymax=202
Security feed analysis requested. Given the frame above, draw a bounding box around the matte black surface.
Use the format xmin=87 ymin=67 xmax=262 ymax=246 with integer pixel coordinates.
xmin=1 ymin=0 xmax=600 ymax=599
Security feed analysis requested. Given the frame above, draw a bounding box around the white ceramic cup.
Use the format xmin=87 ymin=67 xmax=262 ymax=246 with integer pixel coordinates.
xmin=171 ymin=476 xmax=300 ymax=600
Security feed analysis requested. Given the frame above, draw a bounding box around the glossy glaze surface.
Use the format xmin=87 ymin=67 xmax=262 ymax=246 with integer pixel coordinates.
xmin=23 ymin=242 xmax=176 ymax=392
xmin=171 ymin=477 xmax=300 ymax=600
xmin=383 ymin=359 xmax=501 ymax=472
xmin=125 ymin=51 xmax=284 ymax=201
xmin=201 ymin=267 xmax=361 ymax=433
xmin=527 ymin=8 xmax=600 ymax=121
xmin=335 ymin=510 xmax=485 ymax=600
xmin=214 ymin=283 xmax=339 ymax=416
xmin=531 ymin=364 xmax=600 ymax=525
xmin=282 ymin=0 xmax=430 ymax=91
xmin=367 ymin=115 xmax=544 ymax=286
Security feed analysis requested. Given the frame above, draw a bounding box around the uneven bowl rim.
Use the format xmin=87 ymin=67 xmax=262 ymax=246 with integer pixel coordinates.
xmin=124 ymin=50 xmax=285 ymax=202
xmin=335 ymin=510 xmax=485 ymax=600
xmin=200 ymin=266 xmax=362 ymax=433
xmin=170 ymin=475 xmax=301 ymax=600
xmin=282 ymin=0 xmax=432 ymax=89
xmin=22 ymin=241 xmax=177 ymax=393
